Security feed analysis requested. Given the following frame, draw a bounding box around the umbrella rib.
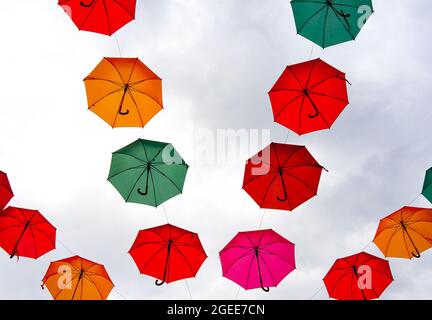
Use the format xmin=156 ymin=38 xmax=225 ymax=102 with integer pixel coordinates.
xmin=328 ymin=271 xmax=351 ymax=296
xmin=136 ymin=246 xmax=167 ymax=273
xmin=329 ymin=6 xmax=355 ymax=40
xmin=101 ymin=0 xmax=112 ymax=38
xmin=295 ymin=4 xmax=327 ymax=34
xmin=282 ymin=171 xmax=317 ymax=195
xmin=259 ymin=175 xmax=279 ymax=208
xmin=298 ymin=94 xmax=307 ymax=134
xmin=383 ymin=226 xmax=402 ymax=256
xmin=105 ymin=59 xmax=127 ymax=84
xmin=129 ymin=87 xmax=164 ymax=109
xmin=274 ymin=92 xmax=303 ymax=120
xmin=259 ymin=255 xmax=278 ymax=287
xmin=29 ymin=224 xmax=56 ymax=252
xmin=308 ymin=91 xmax=349 ymax=104
xmin=0 ymin=224 xmax=21 ymax=234
xmin=108 ymin=165 xmax=146 ymax=180
xmin=139 ymin=140 xmax=151 ymax=162
xmin=125 ymin=169 xmax=147 ymax=202
xmin=280 ymin=147 xmax=304 ymax=167
xmin=305 ymin=58 xmax=321 ymax=89
xmin=78 ymin=0 xmax=99 ymax=30
xmin=222 ymin=252 xmax=255 ymax=276
xmin=82 ymin=274 xmax=105 ymax=300
xmin=125 ymin=89 xmax=145 ymax=127
xmin=308 ymin=73 xmax=345 ymax=91
xmin=149 ymin=169 xmax=158 ymax=207
xmin=258 ymin=249 xmax=296 ymax=269
xmin=285 ymin=66 xmax=305 ymax=90
xmin=244 ymin=254 xmax=256 ymax=289
xmin=126 ymin=58 xmax=139 ymax=84
xmin=52 ymin=273 xmax=80 ymax=300
xmin=151 ymin=167 xmax=183 ymax=194
xmin=112 ymin=0 xmax=136 ymax=19
xmin=112 ymin=152 xmax=147 ymax=164
xmin=84 ymin=77 xmax=124 ymax=86
xmin=171 ymin=245 xmax=197 ymax=277
xmin=129 ymin=77 xmax=161 ymax=86
xmin=88 ymin=88 xmax=124 ymax=109
xmin=322 ymin=6 xmax=330 ymax=48
xmin=148 ymin=144 xmax=168 ymax=164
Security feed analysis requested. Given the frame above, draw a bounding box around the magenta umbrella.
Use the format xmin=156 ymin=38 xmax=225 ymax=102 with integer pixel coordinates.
xmin=219 ymin=229 xmax=296 ymax=292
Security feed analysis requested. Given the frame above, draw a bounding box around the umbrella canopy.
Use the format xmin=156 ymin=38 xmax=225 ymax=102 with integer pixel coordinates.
xmin=243 ymin=143 xmax=325 ymax=211
xmin=84 ymin=57 xmax=163 ymax=128
xmin=323 ymin=252 xmax=393 ymax=300
xmin=108 ymin=139 xmax=189 ymax=207
xmin=269 ymin=58 xmax=349 ymax=135
xmin=42 ymin=255 xmax=114 ymax=300
xmin=374 ymin=207 xmax=432 ymax=259
xmin=129 ymin=224 xmax=207 ymax=285
xmin=58 ymin=0 xmax=136 ymax=36
xmin=219 ymin=229 xmax=295 ymax=292
xmin=422 ymin=167 xmax=432 ymax=204
xmin=291 ymin=0 xmax=374 ymax=48
xmin=0 ymin=171 xmax=13 ymax=210
xmin=0 ymin=207 xmax=56 ymax=259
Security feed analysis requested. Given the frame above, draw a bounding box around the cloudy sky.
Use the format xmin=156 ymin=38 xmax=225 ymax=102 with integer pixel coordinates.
xmin=1 ymin=0 xmax=432 ymax=300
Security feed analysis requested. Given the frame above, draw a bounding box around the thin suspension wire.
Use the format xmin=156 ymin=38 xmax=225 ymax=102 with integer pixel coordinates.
xmin=162 ymin=204 xmax=170 ymax=224
xmin=308 ymin=44 xmax=315 ymax=60
xmin=308 ymin=285 xmax=325 ymax=300
xmin=185 ymin=280 xmax=193 ymax=300
xmin=114 ymin=34 xmax=123 ymax=57
xmin=258 ymin=209 xmax=266 ymax=230
xmin=234 ymin=286 xmax=241 ymax=300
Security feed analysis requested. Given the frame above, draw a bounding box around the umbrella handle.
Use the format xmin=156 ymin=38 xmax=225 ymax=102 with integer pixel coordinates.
xmin=155 ymin=279 xmax=165 ymax=286
xmin=261 ymin=286 xmax=270 ymax=292
xmin=308 ymin=110 xmax=320 ymax=119
xmin=277 ymin=194 xmax=287 ymax=202
xmin=80 ymin=0 xmax=95 ymax=7
xmin=137 ymin=188 xmax=148 ymax=196
xmin=119 ymin=108 xmax=130 ymax=115
xmin=412 ymin=249 xmax=421 ymax=259
xmin=338 ymin=10 xmax=351 ymax=31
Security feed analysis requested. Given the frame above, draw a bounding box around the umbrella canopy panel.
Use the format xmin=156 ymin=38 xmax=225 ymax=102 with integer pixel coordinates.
xmin=0 ymin=171 xmax=13 ymax=210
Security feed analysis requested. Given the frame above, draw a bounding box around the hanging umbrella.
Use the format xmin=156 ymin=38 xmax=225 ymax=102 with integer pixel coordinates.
xmin=0 ymin=171 xmax=13 ymax=210
xmin=42 ymin=255 xmax=114 ymax=300
xmin=108 ymin=139 xmax=189 ymax=207
xmin=323 ymin=252 xmax=393 ymax=300
xmin=422 ymin=167 xmax=432 ymax=204
xmin=269 ymin=58 xmax=349 ymax=135
xmin=243 ymin=143 xmax=325 ymax=211
xmin=219 ymin=229 xmax=295 ymax=292
xmin=129 ymin=224 xmax=207 ymax=285
xmin=0 ymin=207 xmax=56 ymax=259
xmin=58 ymin=0 xmax=136 ymax=36
xmin=291 ymin=0 xmax=374 ymax=48
xmin=374 ymin=207 xmax=432 ymax=259
xmin=84 ymin=57 xmax=163 ymax=128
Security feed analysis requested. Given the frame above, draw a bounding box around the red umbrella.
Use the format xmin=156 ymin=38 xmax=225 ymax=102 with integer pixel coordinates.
xmin=129 ymin=224 xmax=207 ymax=285
xmin=0 ymin=207 xmax=56 ymax=259
xmin=323 ymin=252 xmax=393 ymax=300
xmin=58 ymin=0 xmax=136 ymax=36
xmin=269 ymin=58 xmax=349 ymax=135
xmin=0 ymin=171 xmax=13 ymax=210
xmin=242 ymin=143 xmax=325 ymax=211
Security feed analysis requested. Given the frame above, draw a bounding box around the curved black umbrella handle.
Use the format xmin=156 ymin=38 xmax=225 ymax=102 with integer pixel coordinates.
xmin=277 ymin=169 xmax=288 ymax=202
xmin=155 ymin=279 xmax=165 ymax=286
xmin=261 ymin=286 xmax=270 ymax=292
xmin=80 ymin=0 xmax=95 ymax=7
xmin=338 ymin=10 xmax=351 ymax=31
xmin=119 ymin=108 xmax=130 ymax=115
xmin=412 ymin=250 xmax=421 ymax=259
xmin=308 ymin=110 xmax=320 ymax=119
xmin=138 ymin=165 xmax=151 ymax=196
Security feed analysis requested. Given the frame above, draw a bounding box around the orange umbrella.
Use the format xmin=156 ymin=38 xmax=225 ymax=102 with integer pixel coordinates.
xmin=42 ymin=255 xmax=114 ymax=300
xmin=84 ymin=57 xmax=163 ymax=128
xmin=374 ymin=206 xmax=432 ymax=259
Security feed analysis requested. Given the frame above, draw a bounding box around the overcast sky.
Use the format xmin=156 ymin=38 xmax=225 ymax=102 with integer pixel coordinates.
xmin=1 ymin=0 xmax=432 ymax=300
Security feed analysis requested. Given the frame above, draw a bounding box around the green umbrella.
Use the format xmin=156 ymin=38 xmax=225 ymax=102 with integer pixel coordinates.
xmin=108 ymin=139 xmax=189 ymax=207
xmin=291 ymin=0 xmax=374 ymax=48
xmin=422 ymin=167 xmax=432 ymax=204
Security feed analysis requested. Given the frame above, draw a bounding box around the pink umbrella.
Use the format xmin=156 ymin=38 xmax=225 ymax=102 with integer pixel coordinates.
xmin=219 ymin=229 xmax=295 ymax=292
